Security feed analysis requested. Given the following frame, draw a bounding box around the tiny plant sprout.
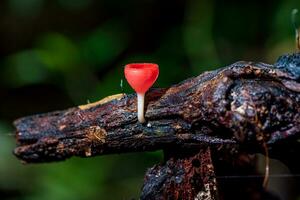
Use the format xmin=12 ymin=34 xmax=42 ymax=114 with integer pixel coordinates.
xmin=120 ymin=78 xmax=124 ymax=93
xmin=124 ymin=63 xmax=159 ymax=123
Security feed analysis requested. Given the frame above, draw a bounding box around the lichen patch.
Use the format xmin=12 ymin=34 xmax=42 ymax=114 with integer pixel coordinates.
xmin=86 ymin=126 xmax=107 ymax=143
xmin=84 ymin=147 xmax=92 ymax=157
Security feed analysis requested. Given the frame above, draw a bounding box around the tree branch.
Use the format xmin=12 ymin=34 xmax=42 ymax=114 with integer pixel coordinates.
xmin=14 ymin=58 xmax=300 ymax=163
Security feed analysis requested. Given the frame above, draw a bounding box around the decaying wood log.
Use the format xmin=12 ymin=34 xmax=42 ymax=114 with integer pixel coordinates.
xmin=141 ymin=147 xmax=218 ymax=200
xmin=13 ymin=53 xmax=300 ymax=199
xmin=13 ymin=54 xmax=300 ymax=163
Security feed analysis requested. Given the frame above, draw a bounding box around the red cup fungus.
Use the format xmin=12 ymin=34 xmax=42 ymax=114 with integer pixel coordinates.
xmin=124 ymin=63 xmax=159 ymax=123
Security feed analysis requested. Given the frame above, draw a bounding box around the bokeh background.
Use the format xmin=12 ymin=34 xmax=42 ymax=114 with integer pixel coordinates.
xmin=0 ymin=0 xmax=300 ymax=199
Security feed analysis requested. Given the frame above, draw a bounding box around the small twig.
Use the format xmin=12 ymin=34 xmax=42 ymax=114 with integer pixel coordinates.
xmin=262 ymin=142 xmax=270 ymax=189
xmin=292 ymin=9 xmax=300 ymax=51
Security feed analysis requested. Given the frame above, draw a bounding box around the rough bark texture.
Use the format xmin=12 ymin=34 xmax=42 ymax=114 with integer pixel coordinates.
xmin=13 ymin=53 xmax=300 ymax=199
xmin=141 ymin=147 xmax=218 ymax=200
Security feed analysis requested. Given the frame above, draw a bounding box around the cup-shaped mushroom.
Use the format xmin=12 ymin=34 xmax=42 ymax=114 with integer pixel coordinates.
xmin=124 ymin=63 xmax=159 ymax=123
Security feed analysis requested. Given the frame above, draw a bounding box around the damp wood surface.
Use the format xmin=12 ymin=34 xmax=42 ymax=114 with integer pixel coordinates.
xmin=13 ymin=54 xmax=300 ymax=164
xmin=141 ymin=147 xmax=218 ymax=200
xmin=13 ymin=53 xmax=300 ymax=200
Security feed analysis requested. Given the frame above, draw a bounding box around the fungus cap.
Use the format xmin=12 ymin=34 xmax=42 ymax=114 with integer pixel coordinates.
xmin=124 ymin=63 xmax=159 ymax=93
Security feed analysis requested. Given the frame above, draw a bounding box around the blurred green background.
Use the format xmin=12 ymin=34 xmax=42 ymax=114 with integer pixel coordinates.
xmin=0 ymin=0 xmax=300 ymax=199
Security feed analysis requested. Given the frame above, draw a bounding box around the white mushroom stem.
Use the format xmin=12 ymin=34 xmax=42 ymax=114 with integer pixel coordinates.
xmin=137 ymin=92 xmax=145 ymax=123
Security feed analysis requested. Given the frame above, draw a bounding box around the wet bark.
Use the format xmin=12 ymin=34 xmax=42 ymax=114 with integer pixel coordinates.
xmin=13 ymin=53 xmax=300 ymax=199
xmin=141 ymin=147 xmax=218 ymax=200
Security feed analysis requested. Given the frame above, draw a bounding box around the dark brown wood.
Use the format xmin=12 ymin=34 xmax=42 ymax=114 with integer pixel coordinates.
xmin=141 ymin=147 xmax=218 ymax=200
xmin=13 ymin=53 xmax=300 ymax=199
xmin=13 ymin=56 xmax=300 ymax=163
